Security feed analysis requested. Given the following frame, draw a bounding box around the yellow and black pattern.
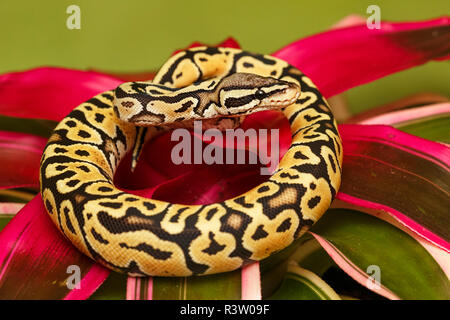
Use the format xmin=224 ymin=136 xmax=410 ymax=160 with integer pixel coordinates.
xmin=40 ymin=47 xmax=343 ymax=277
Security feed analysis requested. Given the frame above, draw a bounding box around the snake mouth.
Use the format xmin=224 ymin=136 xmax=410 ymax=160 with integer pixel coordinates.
xmin=258 ymin=83 xmax=301 ymax=108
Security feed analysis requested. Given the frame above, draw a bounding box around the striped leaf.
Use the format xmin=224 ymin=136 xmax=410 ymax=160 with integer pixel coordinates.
xmin=0 ymin=196 xmax=110 ymax=299
xmin=337 ymin=124 xmax=450 ymax=251
xmin=0 ymin=131 xmax=47 ymax=190
xmin=310 ymin=208 xmax=450 ymax=300
xmin=269 ymin=262 xmax=340 ymax=300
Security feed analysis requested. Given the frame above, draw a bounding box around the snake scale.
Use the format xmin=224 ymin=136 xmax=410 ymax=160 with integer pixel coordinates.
xmin=40 ymin=47 xmax=343 ymax=277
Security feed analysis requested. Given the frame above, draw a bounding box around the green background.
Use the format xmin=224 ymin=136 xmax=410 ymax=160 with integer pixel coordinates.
xmin=0 ymin=0 xmax=448 ymax=113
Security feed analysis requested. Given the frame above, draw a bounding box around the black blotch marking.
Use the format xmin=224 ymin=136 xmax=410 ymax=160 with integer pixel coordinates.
xmin=66 ymin=179 xmax=80 ymax=187
xmin=243 ymin=62 xmax=254 ymax=68
xmin=270 ymin=70 xmax=277 ymax=76
xmin=170 ymin=207 xmax=188 ymax=223
xmin=280 ymin=172 xmax=299 ymax=179
xmin=294 ymin=151 xmax=308 ymax=160
xmin=78 ymin=130 xmax=91 ymax=139
xmin=206 ymin=208 xmax=218 ymax=220
xmin=308 ymin=196 xmax=321 ymax=209
xmin=66 ymin=120 xmax=76 ymax=128
xmin=86 ymin=213 xmax=92 ymax=220
xmin=225 ymin=95 xmax=255 ymax=109
xmin=304 ymin=114 xmax=321 ymax=122
xmin=257 ymin=185 xmax=269 ymax=193
xmin=95 ymin=113 xmax=105 ymax=123
xmin=102 ymin=92 xmax=114 ymax=101
xmin=55 ymin=165 xmax=67 ymax=171
xmin=234 ymin=196 xmax=253 ymax=208
xmin=54 ymin=147 xmax=67 ymax=154
xmin=75 ymin=150 xmax=90 ymax=157
xmin=304 ymin=134 xmax=320 ymax=140
xmin=170 ymin=212 xmax=181 ymax=223
xmin=143 ymin=202 xmax=156 ymax=210
xmin=149 ymin=90 xmax=163 ymax=95
xmin=91 ymin=228 xmax=109 ymax=244
xmin=251 ymin=225 xmax=269 ymax=240
xmin=207 ymin=81 xmax=216 ymax=88
xmin=77 ymin=165 xmax=90 ymax=173
xmin=99 ymin=202 xmax=123 ymax=209
xmin=202 ymin=232 xmax=226 ymax=255
xmin=125 ymin=197 xmax=138 ymax=202
xmin=175 ymin=72 xmax=183 ymax=79
xmin=85 ymin=106 xmax=92 ymax=111
xmin=45 ymin=200 xmax=53 ymax=214
xmin=310 ymin=182 xmax=316 ymax=190
xmin=276 ymin=218 xmax=292 ymax=232
xmin=98 ymin=186 xmax=113 ymax=192
xmin=328 ymin=154 xmax=336 ymax=173
xmin=119 ymin=242 xmax=172 ymax=260
xmin=199 ymin=57 xmax=208 ymax=62
xmin=64 ymin=207 xmax=76 ymax=234
xmin=175 ymin=100 xmax=193 ymax=113
xmin=303 ymin=127 xmax=314 ymax=135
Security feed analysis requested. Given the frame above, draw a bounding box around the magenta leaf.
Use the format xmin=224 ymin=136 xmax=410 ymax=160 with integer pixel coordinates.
xmin=273 ymin=17 xmax=450 ymax=98
xmin=337 ymin=124 xmax=450 ymax=251
xmin=0 ymin=67 xmax=122 ymax=121
xmin=346 ymin=93 xmax=449 ymax=124
xmin=0 ymin=196 xmax=109 ymax=299
xmin=0 ymin=131 xmax=47 ymax=189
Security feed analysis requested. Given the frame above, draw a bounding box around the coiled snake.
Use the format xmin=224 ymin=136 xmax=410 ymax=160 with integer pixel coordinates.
xmin=40 ymin=47 xmax=343 ymax=277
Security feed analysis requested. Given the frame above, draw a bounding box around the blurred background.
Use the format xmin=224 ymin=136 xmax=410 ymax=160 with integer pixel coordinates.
xmin=0 ymin=0 xmax=448 ymax=113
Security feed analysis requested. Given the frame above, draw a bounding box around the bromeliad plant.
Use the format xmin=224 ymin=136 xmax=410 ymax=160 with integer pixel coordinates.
xmin=0 ymin=16 xmax=448 ymax=300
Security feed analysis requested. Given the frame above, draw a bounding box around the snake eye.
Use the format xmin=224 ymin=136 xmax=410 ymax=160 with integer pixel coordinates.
xmin=255 ymin=89 xmax=265 ymax=100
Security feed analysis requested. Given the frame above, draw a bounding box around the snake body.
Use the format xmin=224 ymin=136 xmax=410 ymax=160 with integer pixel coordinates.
xmin=40 ymin=47 xmax=342 ymax=277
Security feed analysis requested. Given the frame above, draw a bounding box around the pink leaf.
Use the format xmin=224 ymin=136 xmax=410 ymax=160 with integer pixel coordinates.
xmin=126 ymin=277 xmax=153 ymax=300
xmin=346 ymin=92 xmax=449 ymax=123
xmin=241 ymin=262 xmax=261 ymax=300
xmin=357 ymin=102 xmax=450 ymax=125
xmin=0 ymin=67 xmax=122 ymax=121
xmin=0 ymin=203 xmax=25 ymax=215
xmin=337 ymin=124 xmax=450 ymax=251
xmin=0 ymin=195 xmax=109 ymax=299
xmin=273 ymin=17 xmax=450 ymax=98
xmin=0 ymin=131 xmax=47 ymax=189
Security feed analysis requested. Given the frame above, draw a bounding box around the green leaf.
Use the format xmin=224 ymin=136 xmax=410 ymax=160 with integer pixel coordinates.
xmin=269 ymin=262 xmax=340 ymax=300
xmin=338 ymin=124 xmax=450 ymax=250
xmin=153 ymin=270 xmax=241 ymax=300
xmin=311 ymin=208 xmax=450 ymax=300
xmin=0 ymin=214 xmax=13 ymax=231
xmin=290 ymin=236 xmax=336 ymax=276
xmin=0 ymin=115 xmax=56 ymax=138
xmin=89 ymin=272 xmax=127 ymax=300
xmin=396 ymin=113 xmax=450 ymax=143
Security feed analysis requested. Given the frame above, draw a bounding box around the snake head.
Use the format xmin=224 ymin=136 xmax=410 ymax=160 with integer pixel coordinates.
xmin=217 ymin=73 xmax=301 ymax=116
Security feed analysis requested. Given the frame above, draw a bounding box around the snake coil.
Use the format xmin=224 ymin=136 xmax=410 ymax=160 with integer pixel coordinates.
xmin=40 ymin=47 xmax=343 ymax=277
